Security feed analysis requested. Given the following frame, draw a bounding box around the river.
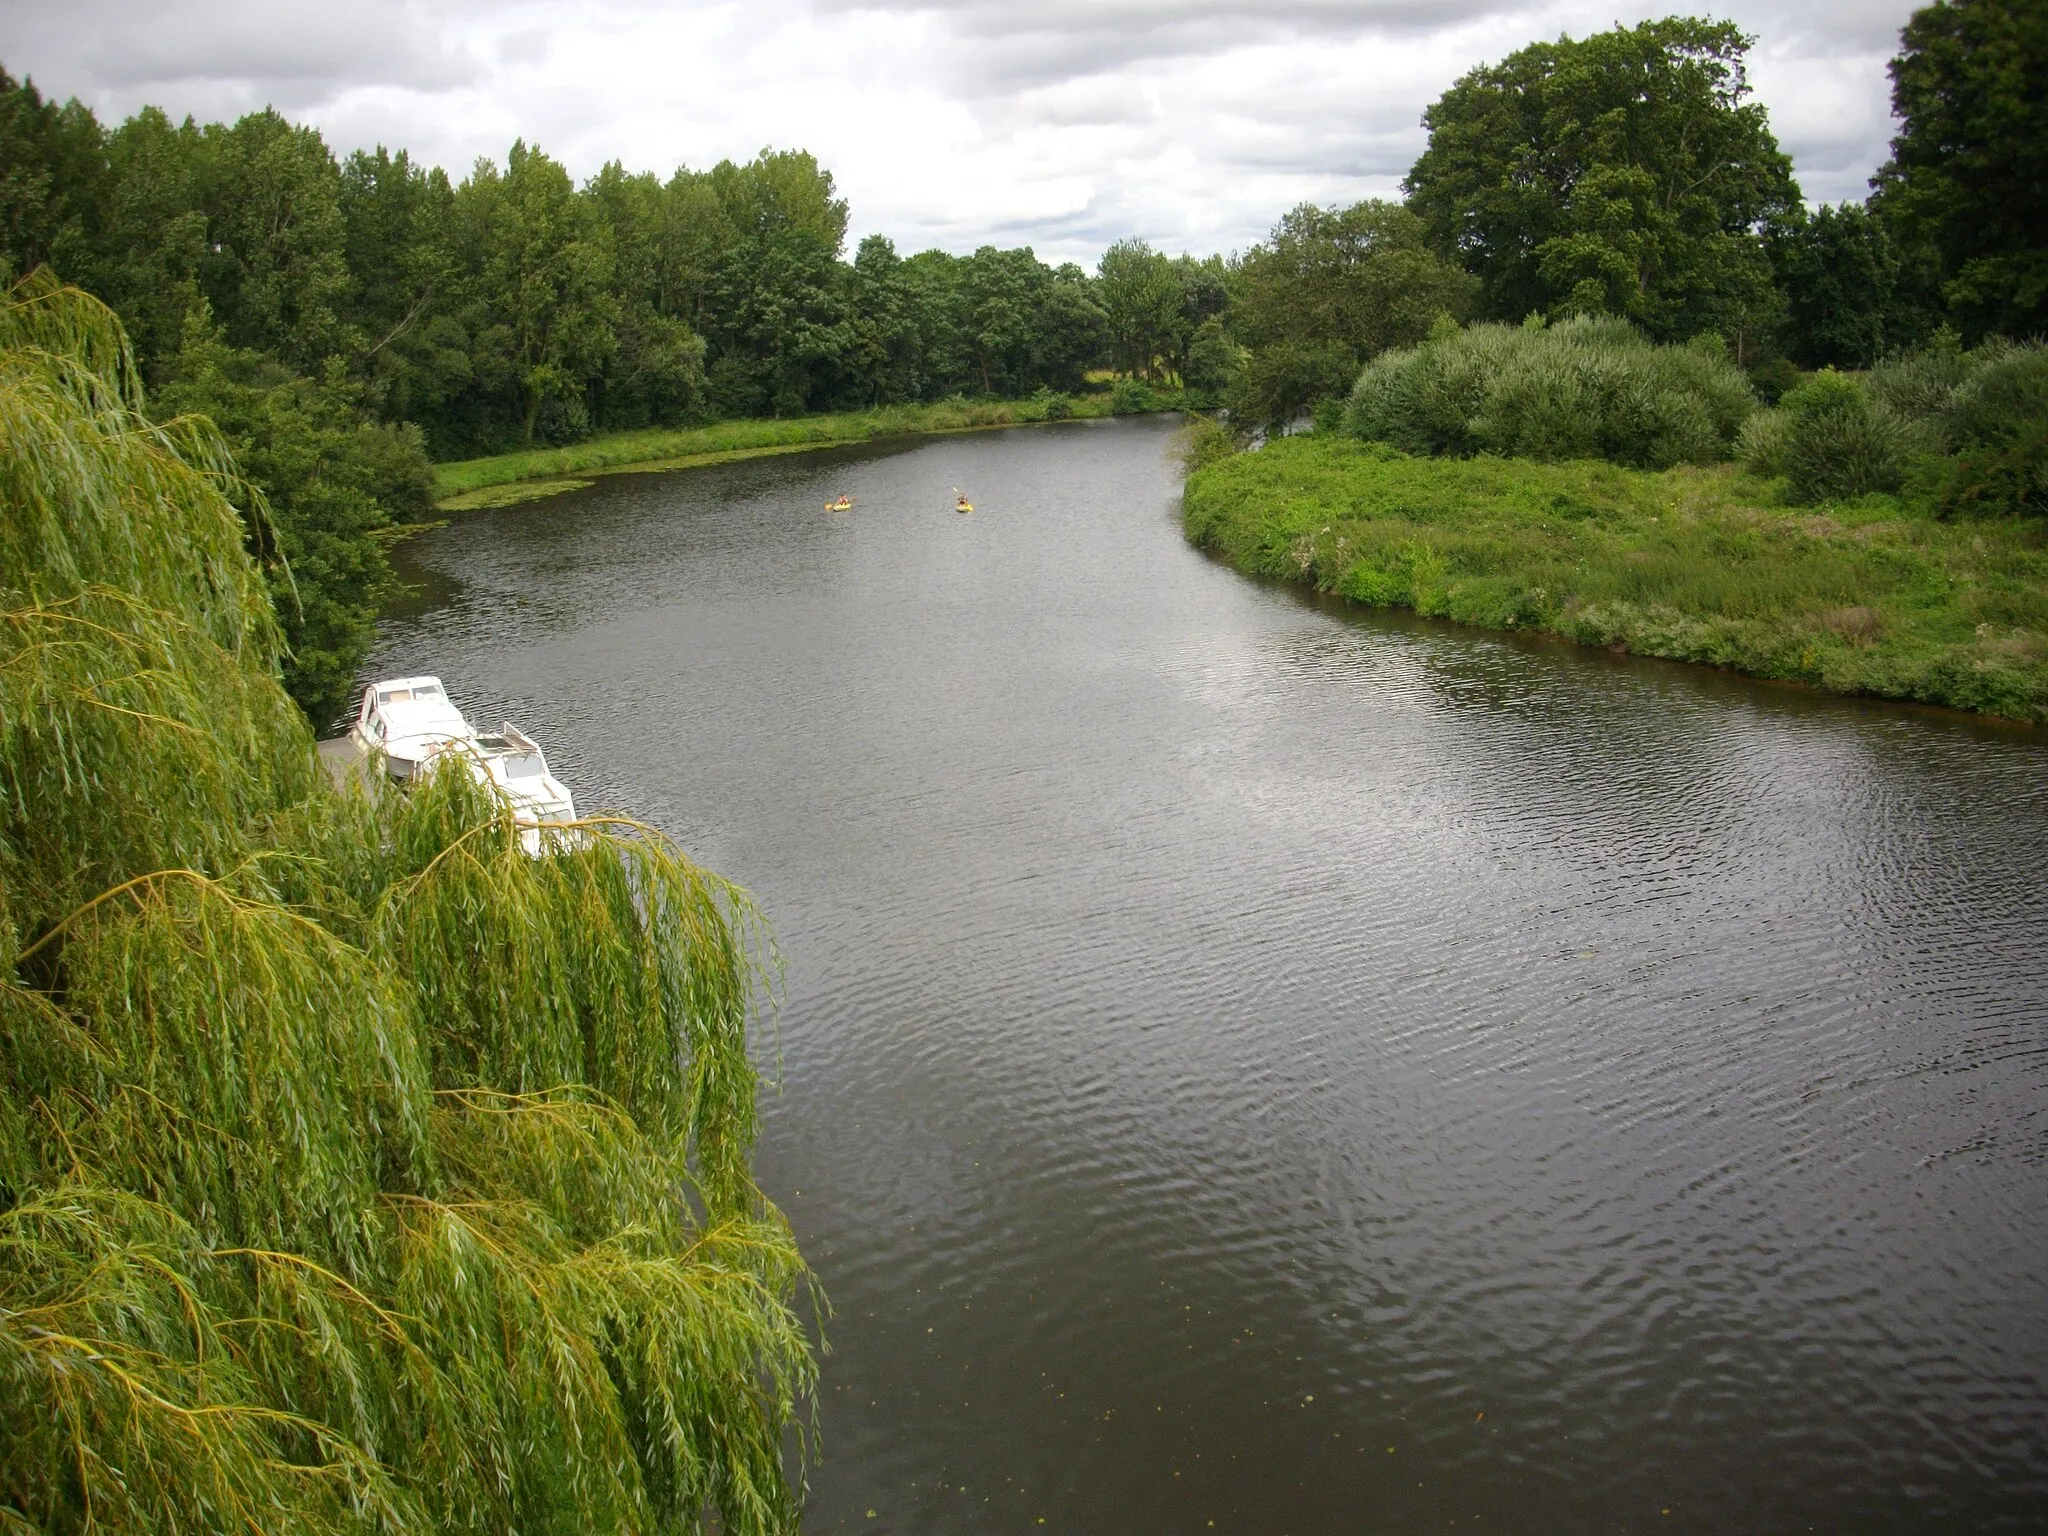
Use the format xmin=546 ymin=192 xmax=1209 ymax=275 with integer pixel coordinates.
xmin=373 ymin=415 xmax=2048 ymax=1533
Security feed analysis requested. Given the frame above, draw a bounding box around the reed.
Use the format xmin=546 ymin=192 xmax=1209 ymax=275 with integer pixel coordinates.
xmin=0 ymin=279 xmax=819 ymax=1533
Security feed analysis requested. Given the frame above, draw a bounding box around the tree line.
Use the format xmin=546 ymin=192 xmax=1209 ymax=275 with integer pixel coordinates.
xmin=0 ymin=102 xmax=1237 ymax=451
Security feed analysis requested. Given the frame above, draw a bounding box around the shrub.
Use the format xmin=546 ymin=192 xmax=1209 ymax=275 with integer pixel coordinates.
xmin=1174 ymin=414 xmax=1240 ymax=473
xmin=1343 ymin=314 xmax=1757 ymax=469
xmin=1110 ymin=378 xmax=1152 ymax=414
xmin=1749 ymin=356 xmax=1803 ymax=404
xmin=1938 ymin=423 xmax=2048 ymax=518
xmin=1780 ymin=370 xmax=1908 ymax=502
xmin=1946 ymin=343 xmax=2048 ymax=451
xmin=1866 ymin=333 xmax=1983 ymax=439
xmin=1737 ymin=406 xmax=1792 ymax=477
xmin=1030 ymin=385 xmax=1074 ymax=420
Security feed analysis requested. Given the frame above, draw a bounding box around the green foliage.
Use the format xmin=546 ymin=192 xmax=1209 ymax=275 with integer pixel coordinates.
xmin=1232 ymin=202 xmax=1476 ymax=361
xmin=1184 ymin=432 xmax=2048 ymax=720
xmin=1344 ymin=314 xmax=1757 ymax=468
xmin=1405 ymin=18 xmax=1799 ymax=348
xmin=1930 ymin=344 xmax=2048 ymax=517
xmin=1777 ymin=370 xmax=1913 ymax=503
xmin=193 ymin=109 xmax=353 ymax=372
xmin=1096 ymin=239 xmax=1186 ymax=382
xmin=1735 ymin=406 xmax=1792 ymax=478
xmin=0 ymin=67 xmax=105 ymax=284
xmin=1224 ymin=200 xmax=1475 ymax=428
xmin=153 ymin=322 xmax=435 ymax=727
xmin=1746 ymin=339 xmax=2048 ymax=514
xmin=0 ymin=282 xmax=818 ymax=1535
xmin=1174 ymin=414 xmax=1240 ymax=474
xmin=1765 ymin=202 xmax=1929 ymax=368
xmin=1183 ymin=315 xmax=1245 ymax=394
xmin=1940 ymin=424 xmax=2048 ymax=519
xmin=1876 ymin=0 xmax=2048 ymax=341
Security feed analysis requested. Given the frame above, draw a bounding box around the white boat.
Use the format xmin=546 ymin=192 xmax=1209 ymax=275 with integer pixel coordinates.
xmin=462 ymin=725 xmax=580 ymax=854
xmin=348 ymin=676 xmax=473 ymax=780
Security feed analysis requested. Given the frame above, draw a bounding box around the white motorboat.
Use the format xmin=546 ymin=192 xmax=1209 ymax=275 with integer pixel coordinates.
xmin=462 ymin=725 xmax=580 ymax=854
xmin=347 ymin=676 xmax=474 ymax=780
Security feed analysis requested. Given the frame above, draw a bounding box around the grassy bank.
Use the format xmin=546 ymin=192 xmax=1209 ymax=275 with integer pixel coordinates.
xmin=434 ymin=394 xmax=1135 ymax=509
xmin=1184 ymin=436 xmax=2048 ymax=722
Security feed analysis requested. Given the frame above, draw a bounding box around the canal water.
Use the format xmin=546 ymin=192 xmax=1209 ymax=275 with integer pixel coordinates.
xmin=373 ymin=416 xmax=2048 ymax=1533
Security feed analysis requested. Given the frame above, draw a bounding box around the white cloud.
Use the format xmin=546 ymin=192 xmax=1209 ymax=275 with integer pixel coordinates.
xmin=0 ymin=0 xmax=1921 ymax=264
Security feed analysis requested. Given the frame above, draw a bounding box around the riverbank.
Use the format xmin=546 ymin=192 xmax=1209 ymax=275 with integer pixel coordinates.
xmin=1183 ymin=436 xmax=2048 ymax=723
xmin=434 ymin=392 xmax=1178 ymax=509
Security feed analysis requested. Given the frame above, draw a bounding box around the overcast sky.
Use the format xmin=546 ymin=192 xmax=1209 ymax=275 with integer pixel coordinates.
xmin=1 ymin=0 xmax=1920 ymax=265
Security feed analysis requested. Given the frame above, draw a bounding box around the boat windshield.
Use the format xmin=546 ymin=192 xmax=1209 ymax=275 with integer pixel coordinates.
xmin=501 ymin=752 xmax=545 ymax=779
xmin=379 ymin=683 xmax=442 ymax=704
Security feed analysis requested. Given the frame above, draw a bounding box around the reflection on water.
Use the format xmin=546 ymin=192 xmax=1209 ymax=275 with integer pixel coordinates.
xmin=374 ymin=417 xmax=2048 ymax=1533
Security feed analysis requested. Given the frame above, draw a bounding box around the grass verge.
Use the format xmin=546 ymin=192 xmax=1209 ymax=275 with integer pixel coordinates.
xmin=1183 ymin=435 xmax=2048 ymax=722
xmin=434 ymin=394 xmax=1132 ymax=509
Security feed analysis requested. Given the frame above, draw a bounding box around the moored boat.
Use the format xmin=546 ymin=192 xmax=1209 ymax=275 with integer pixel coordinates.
xmin=347 ymin=676 xmax=472 ymax=780
xmin=461 ymin=725 xmax=580 ymax=854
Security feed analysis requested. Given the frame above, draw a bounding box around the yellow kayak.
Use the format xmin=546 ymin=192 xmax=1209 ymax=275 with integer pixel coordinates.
xmin=825 ymin=495 xmax=853 ymax=511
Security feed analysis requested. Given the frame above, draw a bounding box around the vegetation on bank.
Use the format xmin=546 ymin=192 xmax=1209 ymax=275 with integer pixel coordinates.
xmin=1184 ymin=432 xmax=2047 ymax=722
xmin=434 ymin=383 xmax=1203 ymax=508
xmin=0 ymin=282 xmax=817 ymax=1535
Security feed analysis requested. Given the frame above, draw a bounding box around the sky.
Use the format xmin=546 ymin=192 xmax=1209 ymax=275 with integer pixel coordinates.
xmin=0 ymin=0 xmax=1922 ymax=265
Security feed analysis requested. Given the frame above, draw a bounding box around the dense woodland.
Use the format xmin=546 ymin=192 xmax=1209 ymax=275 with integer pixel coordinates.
xmin=4 ymin=3 xmax=2039 ymax=728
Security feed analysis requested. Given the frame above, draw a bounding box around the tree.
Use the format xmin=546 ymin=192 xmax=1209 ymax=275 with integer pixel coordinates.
xmin=450 ymin=141 xmax=617 ymax=445
xmin=1875 ymin=0 xmax=2048 ymax=340
xmin=1223 ymin=200 xmax=1475 ymax=427
xmin=584 ymin=162 xmax=707 ymax=428
xmin=338 ymin=145 xmax=463 ymax=424
xmin=154 ymin=319 xmax=434 ymax=727
xmin=0 ymin=68 xmax=106 ymax=285
xmin=1031 ymin=262 xmax=1107 ymax=394
xmin=1234 ymin=200 xmax=1475 ymax=359
xmin=1406 ymin=18 xmax=1800 ymax=341
xmin=702 ymin=226 xmax=848 ymax=417
xmin=193 ymin=110 xmax=353 ymax=371
xmin=1764 ymin=202 xmax=1947 ymax=369
xmin=93 ymin=106 xmax=209 ymax=372
xmin=1096 ymin=238 xmax=1182 ymax=380
xmin=0 ymin=276 xmax=818 ymax=1536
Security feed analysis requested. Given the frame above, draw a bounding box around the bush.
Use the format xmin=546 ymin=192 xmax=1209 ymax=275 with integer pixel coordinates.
xmin=1866 ymin=334 xmax=1982 ymax=439
xmin=1946 ymin=343 xmax=2048 ymax=451
xmin=1343 ymin=314 xmax=1757 ymax=469
xmin=1110 ymin=378 xmax=1152 ymax=414
xmin=1737 ymin=407 xmax=1792 ymax=477
xmin=1938 ymin=423 xmax=2048 ymax=518
xmin=1030 ymin=385 xmax=1074 ymax=420
xmin=1749 ymin=355 xmax=1804 ymax=404
xmin=1779 ymin=370 xmax=1909 ymax=503
xmin=1174 ymin=414 xmax=1241 ymax=474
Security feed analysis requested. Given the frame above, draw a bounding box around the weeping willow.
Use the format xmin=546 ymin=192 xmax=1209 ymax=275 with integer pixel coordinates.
xmin=0 ymin=275 xmax=818 ymax=1535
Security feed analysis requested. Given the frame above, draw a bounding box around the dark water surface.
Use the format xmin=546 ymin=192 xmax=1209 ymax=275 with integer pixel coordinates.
xmin=373 ymin=417 xmax=2048 ymax=1533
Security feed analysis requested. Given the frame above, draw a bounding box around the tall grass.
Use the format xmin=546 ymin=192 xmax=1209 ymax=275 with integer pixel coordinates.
xmin=1342 ymin=315 xmax=1757 ymax=469
xmin=0 ymin=278 xmax=819 ymax=1533
xmin=1185 ymin=434 xmax=2048 ymax=721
